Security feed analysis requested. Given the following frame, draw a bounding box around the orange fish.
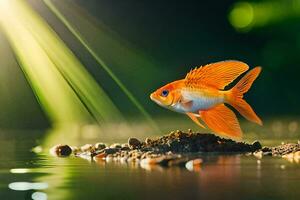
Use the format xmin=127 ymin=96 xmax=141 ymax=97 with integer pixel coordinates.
xmin=150 ymin=60 xmax=262 ymax=138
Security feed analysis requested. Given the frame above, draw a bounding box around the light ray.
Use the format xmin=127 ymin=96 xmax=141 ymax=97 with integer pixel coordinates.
xmin=0 ymin=0 xmax=122 ymax=125
xmin=43 ymin=0 xmax=159 ymax=131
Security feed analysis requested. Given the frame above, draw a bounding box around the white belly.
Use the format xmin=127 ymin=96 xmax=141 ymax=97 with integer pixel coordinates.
xmin=171 ymin=90 xmax=224 ymax=114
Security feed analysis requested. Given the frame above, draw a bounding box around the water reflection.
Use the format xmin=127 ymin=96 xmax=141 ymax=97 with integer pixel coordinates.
xmin=8 ymin=182 xmax=48 ymax=191
xmin=10 ymin=168 xmax=31 ymax=174
xmin=32 ymin=192 xmax=47 ymax=200
xmin=0 ymin=118 xmax=300 ymax=200
xmin=4 ymin=150 xmax=300 ymax=200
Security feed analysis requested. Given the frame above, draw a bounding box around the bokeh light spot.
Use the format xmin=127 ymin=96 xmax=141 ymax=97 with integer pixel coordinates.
xmin=229 ymin=2 xmax=253 ymax=30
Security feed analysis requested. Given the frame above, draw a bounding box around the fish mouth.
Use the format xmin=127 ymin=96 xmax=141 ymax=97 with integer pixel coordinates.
xmin=150 ymin=92 xmax=173 ymax=107
xmin=150 ymin=93 xmax=163 ymax=106
xmin=150 ymin=92 xmax=155 ymax=101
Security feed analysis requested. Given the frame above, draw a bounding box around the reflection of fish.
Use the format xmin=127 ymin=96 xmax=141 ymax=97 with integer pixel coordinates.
xmin=150 ymin=60 xmax=262 ymax=138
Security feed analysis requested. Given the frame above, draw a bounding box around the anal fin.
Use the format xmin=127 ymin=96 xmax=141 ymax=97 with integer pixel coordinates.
xmin=186 ymin=112 xmax=206 ymax=129
xmin=199 ymin=104 xmax=242 ymax=138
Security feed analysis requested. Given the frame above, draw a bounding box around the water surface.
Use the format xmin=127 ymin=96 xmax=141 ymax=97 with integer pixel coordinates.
xmin=0 ymin=118 xmax=299 ymax=200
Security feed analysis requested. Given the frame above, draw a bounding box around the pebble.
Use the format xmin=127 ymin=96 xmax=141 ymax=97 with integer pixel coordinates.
xmin=121 ymin=143 xmax=129 ymax=148
xmin=71 ymin=146 xmax=80 ymax=155
xmin=294 ymin=151 xmax=300 ymax=158
xmin=140 ymin=157 xmax=164 ymax=165
xmin=81 ymin=144 xmax=93 ymax=152
xmin=128 ymin=137 xmax=141 ymax=149
xmin=103 ymin=148 xmax=118 ymax=155
xmin=121 ymin=146 xmax=130 ymax=151
xmin=93 ymin=153 xmax=106 ymax=161
xmin=110 ymin=143 xmax=122 ymax=149
xmin=50 ymin=144 xmax=72 ymax=157
xmin=261 ymin=147 xmax=271 ymax=152
xmin=282 ymin=153 xmax=294 ymax=159
xmin=145 ymin=138 xmax=152 ymax=145
xmin=282 ymin=151 xmax=300 ymax=163
xmin=185 ymin=158 xmax=203 ymax=171
xmin=253 ymin=151 xmax=263 ymax=159
xmin=252 ymin=141 xmax=262 ymax=150
xmin=263 ymin=151 xmax=272 ymax=156
xmin=94 ymin=143 xmax=106 ymax=150
xmin=78 ymin=151 xmax=93 ymax=160
xmin=50 ymin=130 xmax=300 ymax=170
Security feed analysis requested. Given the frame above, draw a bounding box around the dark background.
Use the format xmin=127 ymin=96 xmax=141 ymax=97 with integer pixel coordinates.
xmin=0 ymin=0 xmax=299 ymax=128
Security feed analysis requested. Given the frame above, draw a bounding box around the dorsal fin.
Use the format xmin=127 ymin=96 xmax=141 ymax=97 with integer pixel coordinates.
xmin=185 ymin=60 xmax=249 ymax=90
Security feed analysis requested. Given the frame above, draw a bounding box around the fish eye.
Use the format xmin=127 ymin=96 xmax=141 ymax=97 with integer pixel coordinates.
xmin=161 ymin=90 xmax=169 ymax=97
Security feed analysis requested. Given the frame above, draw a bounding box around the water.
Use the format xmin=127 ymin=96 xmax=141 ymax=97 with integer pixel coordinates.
xmin=0 ymin=119 xmax=300 ymax=200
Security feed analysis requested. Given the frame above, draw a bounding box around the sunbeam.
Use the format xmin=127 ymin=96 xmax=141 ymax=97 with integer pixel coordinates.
xmin=0 ymin=0 xmax=122 ymax=125
xmin=43 ymin=0 xmax=159 ymax=132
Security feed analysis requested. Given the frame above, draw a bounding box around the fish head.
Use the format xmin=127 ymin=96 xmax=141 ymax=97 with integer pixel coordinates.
xmin=150 ymin=80 xmax=183 ymax=108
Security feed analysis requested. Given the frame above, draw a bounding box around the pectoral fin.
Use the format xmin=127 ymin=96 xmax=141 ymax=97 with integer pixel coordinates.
xmin=186 ymin=112 xmax=206 ymax=129
xmin=181 ymin=98 xmax=193 ymax=110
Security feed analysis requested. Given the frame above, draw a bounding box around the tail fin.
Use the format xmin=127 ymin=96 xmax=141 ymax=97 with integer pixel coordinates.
xmin=226 ymin=67 xmax=263 ymax=125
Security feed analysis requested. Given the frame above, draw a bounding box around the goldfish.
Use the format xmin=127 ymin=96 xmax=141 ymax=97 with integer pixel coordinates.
xmin=150 ymin=60 xmax=262 ymax=138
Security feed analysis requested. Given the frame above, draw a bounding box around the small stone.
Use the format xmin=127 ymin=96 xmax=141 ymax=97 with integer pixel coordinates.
xmin=81 ymin=144 xmax=93 ymax=152
xmin=253 ymin=151 xmax=263 ymax=159
xmin=185 ymin=158 xmax=203 ymax=171
xmin=141 ymin=146 xmax=153 ymax=152
xmin=282 ymin=152 xmax=295 ymax=163
xmin=140 ymin=157 xmax=164 ymax=165
xmin=282 ymin=152 xmax=294 ymax=159
xmin=261 ymin=146 xmax=271 ymax=152
xmin=294 ymin=151 xmax=300 ymax=158
xmin=263 ymin=151 xmax=272 ymax=156
xmin=294 ymin=151 xmax=300 ymax=163
xmin=93 ymin=152 xmax=107 ymax=161
xmin=78 ymin=151 xmax=93 ymax=160
xmin=169 ymin=131 xmax=175 ymax=136
xmin=121 ymin=146 xmax=130 ymax=151
xmin=175 ymin=130 xmax=184 ymax=138
xmin=71 ymin=146 xmax=80 ymax=154
xmin=252 ymin=141 xmax=262 ymax=150
xmin=50 ymin=144 xmax=72 ymax=157
xmin=145 ymin=138 xmax=152 ymax=145
xmin=103 ymin=148 xmax=118 ymax=154
xmin=128 ymin=137 xmax=141 ymax=149
xmin=121 ymin=143 xmax=129 ymax=148
xmin=110 ymin=143 xmax=122 ymax=149
xmin=94 ymin=143 xmax=106 ymax=150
